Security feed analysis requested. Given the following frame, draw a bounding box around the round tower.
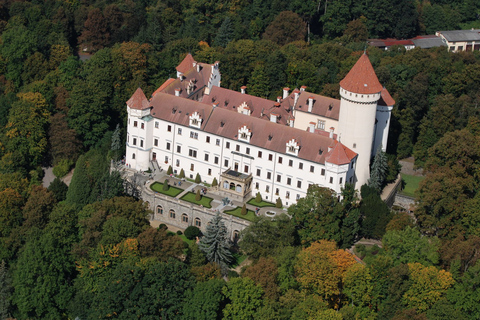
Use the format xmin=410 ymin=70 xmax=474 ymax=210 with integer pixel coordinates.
xmin=338 ymin=54 xmax=383 ymax=189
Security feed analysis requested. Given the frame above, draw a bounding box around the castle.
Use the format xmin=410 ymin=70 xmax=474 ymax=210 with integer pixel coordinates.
xmin=125 ymin=53 xmax=394 ymax=206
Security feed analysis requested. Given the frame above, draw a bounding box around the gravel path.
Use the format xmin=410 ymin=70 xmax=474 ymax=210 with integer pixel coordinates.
xmin=399 ymin=157 xmax=424 ymax=176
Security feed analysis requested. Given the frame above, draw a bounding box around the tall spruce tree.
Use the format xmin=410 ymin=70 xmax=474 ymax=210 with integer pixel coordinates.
xmin=214 ymin=17 xmax=234 ymax=48
xmin=0 ymin=260 xmax=11 ymax=320
xmin=199 ymin=213 xmax=232 ymax=273
xmin=110 ymin=124 xmax=121 ymax=161
xmin=368 ymin=146 xmax=388 ymax=193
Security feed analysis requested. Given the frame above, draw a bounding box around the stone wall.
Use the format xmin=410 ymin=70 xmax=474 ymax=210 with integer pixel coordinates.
xmin=394 ymin=194 xmax=415 ymax=212
xmin=142 ymin=190 xmax=250 ymax=240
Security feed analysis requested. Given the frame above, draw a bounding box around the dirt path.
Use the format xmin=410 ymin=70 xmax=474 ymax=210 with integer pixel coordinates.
xmin=399 ymin=157 xmax=424 ymax=176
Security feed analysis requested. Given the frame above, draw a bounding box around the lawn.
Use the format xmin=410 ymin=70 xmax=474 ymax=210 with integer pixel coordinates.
xmin=150 ymin=182 xmax=183 ymax=197
xmin=400 ymin=173 xmax=425 ymax=197
xmin=180 ymin=192 xmax=213 ymax=208
xmin=247 ymin=198 xmax=276 ymax=208
xmin=224 ymin=206 xmax=256 ymax=222
xmin=168 ymin=231 xmax=195 ymax=246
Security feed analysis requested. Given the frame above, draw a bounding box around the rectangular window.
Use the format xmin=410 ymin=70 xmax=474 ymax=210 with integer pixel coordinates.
xmin=206 ymin=136 xmax=210 ymax=143
xmin=244 ymin=165 xmax=249 ymax=173
xmin=216 ymin=139 xmax=220 ymax=146
xmin=140 ymin=140 xmax=144 ymax=148
xmin=165 ymin=156 xmax=168 ymax=163
xmin=286 ymin=191 xmax=290 ymax=199
xmin=340 ymin=177 xmax=343 ymax=184
xmin=134 ymin=121 xmax=138 ymax=127
xmin=208 ymin=168 xmax=212 ymax=175
xmin=176 ymin=159 xmax=180 ymax=167
xmin=287 ymin=178 xmax=291 ymax=185
xmin=278 ymin=156 xmax=283 ymax=164
xmin=267 ymin=172 xmax=272 ymax=180
xmin=329 ymin=177 xmax=333 ymax=184
xmin=190 ymin=131 xmax=198 ymax=139
xmin=155 ymin=121 xmax=159 ymax=128
xmin=246 ymin=147 xmax=250 ymax=155
xmin=277 ymin=175 xmax=281 ymax=183
xmin=141 ymin=123 xmax=144 ymax=129
xmin=266 ymin=185 xmax=270 ymax=192
xmin=204 ymin=153 xmax=209 ymax=161
xmin=275 ymin=188 xmax=279 ymax=195
xmin=321 ymin=169 xmax=325 ymax=176
xmin=236 ymin=145 xmax=240 ymax=152
xmin=268 ymin=154 xmax=273 ymax=161
xmin=214 ymin=156 xmax=219 ymax=164
xmin=317 ymin=120 xmax=325 ymax=130
xmin=133 ymin=138 xmax=137 ymax=145
xmin=297 ymin=180 xmax=302 ymax=188
xmin=296 ymin=194 xmax=300 ymax=200
xmin=190 ymin=163 xmax=194 ymax=171
xmin=177 ymin=145 xmax=181 ymax=153
xmin=224 ymin=159 xmax=229 ymax=167
xmin=258 ymin=151 xmax=262 ymax=158
xmin=256 ymin=169 xmax=261 ymax=176
xmin=188 ymin=149 xmax=197 ymax=158
xmin=289 ymin=160 xmax=293 ymax=167
xmin=255 ymin=182 xmax=259 ymax=189
xmin=154 ymin=139 xmax=158 ymax=147
xmin=226 ymin=142 xmax=230 ymax=149
xmin=310 ymin=165 xmax=314 ymax=173
xmin=299 ymin=162 xmax=303 ymax=170
xmin=351 ymin=161 xmax=354 ymax=169
xmin=167 ymin=125 xmax=172 ymax=132
xmin=166 ymin=142 xmax=171 ymax=150
xmin=178 ymin=128 xmax=182 ymax=135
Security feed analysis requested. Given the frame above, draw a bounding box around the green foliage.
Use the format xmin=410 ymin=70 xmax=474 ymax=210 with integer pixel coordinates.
xmin=167 ymin=165 xmax=173 ymax=175
xmin=195 ymin=189 xmax=201 ymax=201
xmin=240 ymin=215 xmax=295 ymax=259
xmin=183 ymin=279 xmax=226 ymax=320
xmin=255 ymin=192 xmax=262 ymax=203
xmin=52 ymin=158 xmax=73 ymax=178
xmin=0 ymin=260 xmax=12 ymax=320
xmin=110 ymin=123 xmax=122 ymax=161
xmin=214 ymin=17 xmax=234 ymax=48
xmin=222 ymin=277 xmax=264 ymax=319
xmin=212 ymin=177 xmax=218 ymax=187
xmin=179 ymin=168 xmax=185 ymax=179
xmin=199 ymin=213 xmax=233 ymax=273
xmin=369 ymin=146 xmax=388 ymax=193
xmin=195 ymin=172 xmax=201 ymax=183
xmin=163 ymin=179 xmax=169 ymax=191
xmin=184 ymin=226 xmax=201 ymax=240
xmin=241 ymin=204 xmax=247 ymax=215
xmin=275 ymin=197 xmax=282 ymax=208
xmin=360 ymin=193 xmax=392 ymax=239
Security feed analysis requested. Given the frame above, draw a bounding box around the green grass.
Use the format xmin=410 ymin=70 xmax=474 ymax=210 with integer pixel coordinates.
xmin=400 ymin=173 xmax=425 ymax=197
xmin=224 ymin=207 xmax=256 ymax=222
xmin=150 ymin=182 xmax=183 ymax=197
xmin=180 ymin=192 xmax=213 ymax=208
xmin=229 ymin=252 xmax=247 ymax=268
xmin=247 ymin=198 xmax=276 ymax=208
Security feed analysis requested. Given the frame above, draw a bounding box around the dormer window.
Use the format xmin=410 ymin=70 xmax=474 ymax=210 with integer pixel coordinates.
xmin=238 ymin=125 xmax=252 ymax=143
xmin=286 ymin=139 xmax=300 ymax=156
xmin=189 ymin=111 xmax=202 ymax=128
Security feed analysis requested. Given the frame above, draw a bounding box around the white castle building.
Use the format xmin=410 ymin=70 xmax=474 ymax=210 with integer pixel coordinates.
xmin=125 ymin=53 xmax=394 ymax=206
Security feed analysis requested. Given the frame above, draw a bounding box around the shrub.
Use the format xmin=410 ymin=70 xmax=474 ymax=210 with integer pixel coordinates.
xmin=167 ymin=165 xmax=173 ymax=175
xmin=228 ymin=270 xmax=239 ymax=278
xmin=185 ymin=226 xmax=201 ymax=240
xmin=52 ymin=159 xmax=73 ymax=178
xmin=241 ymin=204 xmax=247 ymax=215
xmin=176 ymin=230 xmax=183 ymax=235
xmin=195 ymin=189 xmax=201 ymax=201
xmin=179 ymin=168 xmax=185 ymax=178
xmin=255 ymin=192 xmax=262 ymax=203
xmin=158 ymin=224 xmax=167 ymax=230
xmin=195 ymin=173 xmax=201 ymax=183
xmin=276 ymin=197 xmax=282 ymax=208
xmin=163 ymin=179 xmax=169 ymax=191
xmin=212 ymin=177 xmax=218 ymax=187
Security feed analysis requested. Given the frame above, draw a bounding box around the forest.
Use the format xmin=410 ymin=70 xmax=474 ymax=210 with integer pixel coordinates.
xmin=0 ymin=0 xmax=480 ymax=319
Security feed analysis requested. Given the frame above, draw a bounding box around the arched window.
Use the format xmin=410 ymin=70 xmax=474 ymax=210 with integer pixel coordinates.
xmin=229 ymin=182 xmax=235 ymax=190
xmin=236 ymin=184 xmax=242 ymax=192
xmin=195 ymin=218 xmax=201 ymax=227
xmin=156 ymin=206 xmax=163 ymax=215
xmin=182 ymin=214 xmax=188 ymax=223
xmin=233 ymin=230 xmax=240 ymax=242
xmin=223 ymin=181 xmax=229 ymax=189
xmin=169 ymin=209 xmax=176 ymax=219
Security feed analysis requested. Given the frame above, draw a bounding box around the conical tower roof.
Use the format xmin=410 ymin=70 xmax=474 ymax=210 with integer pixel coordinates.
xmin=340 ymin=54 xmax=383 ymax=94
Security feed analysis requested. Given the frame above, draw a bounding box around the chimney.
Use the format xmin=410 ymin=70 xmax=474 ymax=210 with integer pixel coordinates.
xmin=270 ymin=113 xmax=278 ymax=123
xmin=241 ymin=86 xmax=247 ymax=94
xmin=196 ymin=63 xmax=201 ymax=72
xmin=300 ymin=85 xmax=307 ymax=92
xmin=274 ymin=102 xmax=280 ymax=108
xmin=175 ymin=88 xmax=181 ymax=97
xmin=329 ymin=127 xmax=334 ymax=139
xmin=294 ymin=89 xmax=300 ymax=106
xmin=213 ymin=102 xmax=219 ymax=108
xmin=309 ymin=122 xmax=315 ymax=133
xmin=308 ymin=97 xmax=314 ymax=112
xmin=277 ymin=96 xmax=282 ymax=103
xmin=283 ymin=87 xmax=290 ymax=99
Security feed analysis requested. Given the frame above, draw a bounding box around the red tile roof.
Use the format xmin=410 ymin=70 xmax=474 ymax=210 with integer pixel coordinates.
xmin=127 ymin=88 xmax=150 ymax=110
xmin=156 ymin=62 xmax=213 ymax=98
xmin=378 ymin=87 xmax=395 ymax=106
xmin=294 ymin=91 xmax=340 ymax=120
xmin=152 ymin=78 xmax=176 ymax=97
xmin=340 ymin=54 xmax=383 ymax=94
xmin=176 ymin=53 xmax=195 ymax=73
xmin=325 ymin=141 xmax=357 ymax=165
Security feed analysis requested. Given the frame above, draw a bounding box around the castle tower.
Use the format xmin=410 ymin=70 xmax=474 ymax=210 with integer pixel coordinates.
xmin=373 ymin=88 xmax=395 ymax=157
xmin=338 ymin=53 xmax=383 ymax=188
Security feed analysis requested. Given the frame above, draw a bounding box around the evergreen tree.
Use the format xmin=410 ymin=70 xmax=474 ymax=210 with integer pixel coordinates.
xmin=0 ymin=260 xmax=11 ymax=320
xmin=276 ymin=197 xmax=283 ymax=208
xmin=110 ymin=123 xmax=121 ymax=161
xmin=199 ymin=213 xmax=232 ymax=273
xmin=368 ymin=146 xmax=388 ymax=193
xmin=47 ymin=177 xmax=68 ymax=202
xmin=212 ymin=177 xmax=218 ymax=187
xmin=214 ymin=17 xmax=234 ymax=48
xmin=247 ymin=62 xmax=270 ymax=98
xmin=167 ymin=165 xmax=173 ymax=175
xmin=195 ymin=189 xmax=201 ymax=201
xmin=179 ymin=168 xmax=185 ymax=179
xmin=255 ymin=192 xmax=262 ymax=203
xmin=195 ymin=173 xmax=201 ymax=183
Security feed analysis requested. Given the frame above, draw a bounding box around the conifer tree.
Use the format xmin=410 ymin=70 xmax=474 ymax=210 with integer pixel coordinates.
xmin=212 ymin=177 xmax=218 ymax=187
xmin=195 ymin=189 xmax=201 ymax=201
xmin=166 ymin=165 xmax=173 ymax=175
xmin=199 ymin=213 xmax=233 ymax=273
xmin=255 ymin=192 xmax=262 ymax=203
xmin=110 ymin=123 xmax=121 ymax=161
xmin=368 ymin=146 xmax=388 ymax=193
xmin=0 ymin=260 xmax=11 ymax=320
xmin=179 ymin=169 xmax=185 ymax=179
xmin=214 ymin=17 xmax=234 ymax=48
xmin=195 ymin=173 xmax=201 ymax=183
xmin=276 ymin=197 xmax=283 ymax=208
xmin=241 ymin=204 xmax=247 ymax=215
